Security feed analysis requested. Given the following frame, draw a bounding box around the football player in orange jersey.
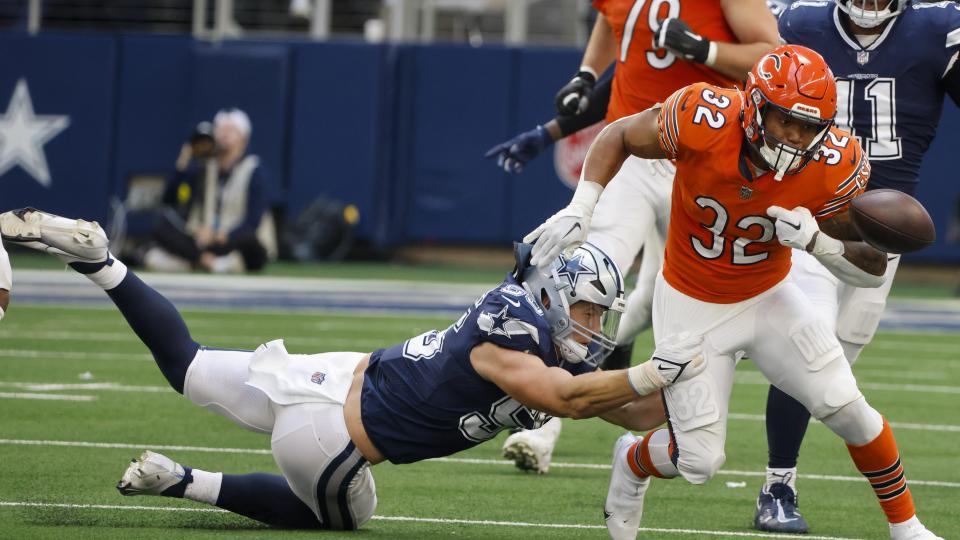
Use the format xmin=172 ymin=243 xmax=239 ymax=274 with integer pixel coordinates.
xmin=526 ymin=45 xmax=941 ymax=540
xmin=490 ymin=0 xmax=778 ymax=475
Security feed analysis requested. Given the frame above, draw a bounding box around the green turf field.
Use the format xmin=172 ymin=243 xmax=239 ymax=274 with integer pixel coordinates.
xmin=0 ymin=301 xmax=957 ymax=539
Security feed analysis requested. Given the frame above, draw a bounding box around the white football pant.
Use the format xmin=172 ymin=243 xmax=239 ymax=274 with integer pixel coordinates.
xmin=182 ymin=346 xmax=377 ymax=530
xmin=652 ymin=273 xmax=884 ymax=484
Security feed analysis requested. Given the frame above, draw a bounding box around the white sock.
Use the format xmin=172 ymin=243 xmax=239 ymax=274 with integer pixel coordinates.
xmin=84 ymin=255 xmax=128 ymax=290
xmin=183 ymin=469 xmax=223 ymax=505
xmin=766 ymin=467 xmax=797 ymax=491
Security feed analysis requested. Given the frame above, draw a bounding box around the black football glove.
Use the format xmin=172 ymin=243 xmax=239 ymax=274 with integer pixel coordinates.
xmin=653 ymin=18 xmax=712 ymax=64
xmin=554 ymin=70 xmax=597 ymax=116
xmin=484 ymin=125 xmax=554 ymax=173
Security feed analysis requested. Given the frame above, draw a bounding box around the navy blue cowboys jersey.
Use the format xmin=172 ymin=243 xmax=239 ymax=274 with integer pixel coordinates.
xmin=359 ymin=275 xmax=596 ymax=464
xmin=780 ymin=1 xmax=960 ymax=195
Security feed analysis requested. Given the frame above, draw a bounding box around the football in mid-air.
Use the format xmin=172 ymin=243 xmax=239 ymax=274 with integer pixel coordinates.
xmin=850 ymin=189 xmax=936 ymax=253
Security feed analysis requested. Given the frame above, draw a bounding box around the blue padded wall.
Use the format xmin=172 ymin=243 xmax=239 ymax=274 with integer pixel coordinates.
xmin=0 ymin=33 xmax=117 ymax=222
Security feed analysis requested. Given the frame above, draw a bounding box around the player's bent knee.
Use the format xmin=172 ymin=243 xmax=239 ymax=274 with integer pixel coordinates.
xmin=677 ymin=449 xmax=725 ymax=484
xmin=836 ymin=299 xmax=885 ymax=350
xmin=819 ymin=396 xmax=883 ymax=446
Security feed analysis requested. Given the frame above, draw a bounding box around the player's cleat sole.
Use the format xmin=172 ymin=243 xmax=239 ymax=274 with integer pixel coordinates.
xmin=754 ymin=482 xmax=809 ymax=534
xmin=604 ymin=433 xmax=650 ymax=540
xmin=502 ymin=431 xmax=554 ymax=474
xmin=117 ymin=450 xmax=185 ymax=496
xmin=0 ymin=208 xmax=108 ymax=264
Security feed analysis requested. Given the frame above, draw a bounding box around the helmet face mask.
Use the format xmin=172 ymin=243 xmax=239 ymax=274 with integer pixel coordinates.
xmin=836 ymin=0 xmax=902 ymax=29
xmin=742 ymin=46 xmax=838 ymax=181
xmin=517 ymin=242 xmax=626 ymax=366
xmin=753 ymin=95 xmax=834 ymax=180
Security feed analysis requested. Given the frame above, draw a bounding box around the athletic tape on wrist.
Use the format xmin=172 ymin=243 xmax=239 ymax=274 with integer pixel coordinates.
xmin=570 ymin=180 xmax=603 ymax=213
xmin=627 ymin=362 xmax=663 ymax=396
xmin=704 ymin=42 xmax=718 ymax=67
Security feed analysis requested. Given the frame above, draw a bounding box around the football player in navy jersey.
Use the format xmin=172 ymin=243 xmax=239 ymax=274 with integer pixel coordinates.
xmin=751 ymin=1 xmax=960 ymax=536
xmin=0 ymin=208 xmax=704 ymax=532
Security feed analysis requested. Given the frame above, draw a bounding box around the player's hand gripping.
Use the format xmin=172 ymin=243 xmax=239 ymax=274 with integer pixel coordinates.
xmin=555 ymin=70 xmax=597 ymax=116
xmin=767 ymin=205 xmax=820 ymax=251
xmin=653 ymin=18 xmax=714 ymax=65
xmin=626 ymin=332 xmax=705 ymax=395
xmin=650 ymin=332 xmax=706 ymax=385
xmin=484 ymin=125 xmax=554 ymax=173
xmin=523 ymin=180 xmax=604 ymax=268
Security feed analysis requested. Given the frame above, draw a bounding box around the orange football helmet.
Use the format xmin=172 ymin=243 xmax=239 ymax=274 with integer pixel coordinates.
xmin=741 ymin=45 xmax=837 ymax=180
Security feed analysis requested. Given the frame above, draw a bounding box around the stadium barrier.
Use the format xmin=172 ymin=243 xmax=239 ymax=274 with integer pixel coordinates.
xmin=1 ymin=32 xmax=958 ymax=260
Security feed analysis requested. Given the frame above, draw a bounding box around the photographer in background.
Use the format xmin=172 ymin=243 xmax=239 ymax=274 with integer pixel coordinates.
xmin=146 ymin=108 xmax=276 ymax=273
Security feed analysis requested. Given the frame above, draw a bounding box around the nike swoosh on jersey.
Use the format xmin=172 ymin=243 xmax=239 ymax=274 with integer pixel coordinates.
xmin=501 ymin=295 xmax=522 ymax=308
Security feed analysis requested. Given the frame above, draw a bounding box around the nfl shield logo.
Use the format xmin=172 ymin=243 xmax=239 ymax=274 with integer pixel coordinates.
xmin=310 ymin=372 xmax=326 ymax=385
xmin=739 ymin=186 xmax=753 ymax=200
xmin=857 ymin=50 xmax=869 ymax=65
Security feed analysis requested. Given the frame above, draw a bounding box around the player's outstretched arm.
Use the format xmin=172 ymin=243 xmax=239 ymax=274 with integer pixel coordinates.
xmin=652 ymin=0 xmax=776 ymax=81
xmin=484 ymin=74 xmax=612 ymax=173
xmin=523 ymin=108 xmax=664 ymax=266
xmin=713 ymin=0 xmax=780 ymax=81
xmin=470 ymin=334 xmax=704 ymax=421
xmin=555 ymin=14 xmax=617 ymax=116
xmin=767 ymin=206 xmax=887 ymax=287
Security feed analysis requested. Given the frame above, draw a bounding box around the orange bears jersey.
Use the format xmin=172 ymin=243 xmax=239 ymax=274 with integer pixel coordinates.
xmin=594 ymin=0 xmax=740 ymax=122
xmin=656 ymin=83 xmax=870 ymax=304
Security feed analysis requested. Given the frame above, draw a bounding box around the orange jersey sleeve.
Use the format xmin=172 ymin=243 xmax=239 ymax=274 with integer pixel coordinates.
xmin=658 ymin=85 xmax=871 ymax=304
xmin=595 ymin=0 xmax=740 ymax=121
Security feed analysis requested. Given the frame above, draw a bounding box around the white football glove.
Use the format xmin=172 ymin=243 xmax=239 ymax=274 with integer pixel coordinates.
xmin=767 ymin=205 xmax=819 ymax=251
xmin=650 ymin=332 xmax=705 ymax=385
xmin=523 ymin=181 xmax=603 ymax=268
xmin=523 ymin=208 xmax=590 ymax=268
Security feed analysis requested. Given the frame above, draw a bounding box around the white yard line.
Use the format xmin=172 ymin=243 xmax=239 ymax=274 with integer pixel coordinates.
xmin=0 ymin=500 xmax=864 ymax=539
xmin=1 ymin=438 xmax=957 ymax=488
xmin=0 ymin=392 xmax=95 ymax=401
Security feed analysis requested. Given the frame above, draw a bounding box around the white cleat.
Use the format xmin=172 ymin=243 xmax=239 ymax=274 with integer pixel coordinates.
xmin=890 ymin=517 xmax=944 ymax=540
xmin=604 ymin=433 xmax=650 ymax=540
xmin=117 ymin=450 xmax=185 ymax=496
xmin=502 ymin=428 xmax=556 ymax=474
xmin=0 ymin=208 xmax=108 ymax=264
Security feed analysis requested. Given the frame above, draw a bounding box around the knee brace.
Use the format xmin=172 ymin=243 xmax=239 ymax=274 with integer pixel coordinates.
xmin=819 ymin=396 xmax=883 ymax=446
xmin=836 ymin=298 xmax=885 ymax=351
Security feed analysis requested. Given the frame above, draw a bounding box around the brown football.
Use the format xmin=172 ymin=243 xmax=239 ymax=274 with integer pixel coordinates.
xmin=850 ymin=189 xmax=935 ymax=254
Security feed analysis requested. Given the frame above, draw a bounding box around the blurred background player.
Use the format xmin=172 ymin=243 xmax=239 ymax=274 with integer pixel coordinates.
xmin=0 ymin=237 xmax=9 ymax=321
xmin=752 ymin=0 xmax=960 ymax=533
xmin=146 ymin=108 xmax=276 ymax=274
xmin=0 ymin=207 xmax=704 ymax=532
xmin=527 ymin=44 xmax=941 ymax=540
xmin=488 ymin=0 xmax=778 ymax=474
